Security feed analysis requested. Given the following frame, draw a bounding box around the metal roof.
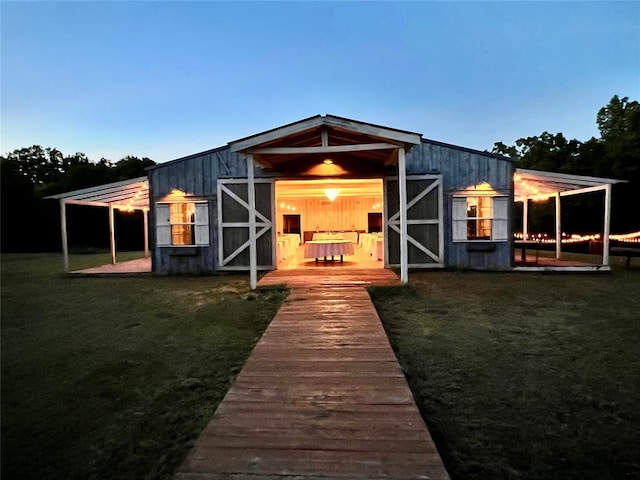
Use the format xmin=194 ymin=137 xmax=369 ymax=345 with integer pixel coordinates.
xmin=44 ymin=176 xmax=149 ymax=211
xmin=514 ymin=169 xmax=624 ymax=201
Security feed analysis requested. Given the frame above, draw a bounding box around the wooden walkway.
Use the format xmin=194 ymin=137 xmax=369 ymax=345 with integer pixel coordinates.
xmin=176 ymin=269 xmax=449 ymax=480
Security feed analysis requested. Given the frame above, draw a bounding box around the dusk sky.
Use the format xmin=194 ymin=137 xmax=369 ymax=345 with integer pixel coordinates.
xmin=1 ymin=1 xmax=638 ymax=163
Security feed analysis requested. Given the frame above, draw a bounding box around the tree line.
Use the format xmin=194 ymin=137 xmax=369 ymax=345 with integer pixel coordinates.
xmin=1 ymin=95 xmax=638 ymax=253
xmin=1 ymin=151 xmax=155 ymax=252
xmin=491 ymin=95 xmax=638 ymax=235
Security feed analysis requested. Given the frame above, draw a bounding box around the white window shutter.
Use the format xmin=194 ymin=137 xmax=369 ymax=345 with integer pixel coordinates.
xmin=492 ymin=197 xmax=509 ymax=241
xmin=155 ymin=204 xmax=171 ymax=246
xmin=194 ymin=202 xmax=209 ymax=246
xmin=452 ymin=198 xmax=467 ymax=241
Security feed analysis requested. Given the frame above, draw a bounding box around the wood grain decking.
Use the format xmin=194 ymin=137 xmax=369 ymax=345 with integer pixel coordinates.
xmin=176 ymin=270 xmax=449 ymax=480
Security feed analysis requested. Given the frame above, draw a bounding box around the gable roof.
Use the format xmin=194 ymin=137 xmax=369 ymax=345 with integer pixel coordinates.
xmin=227 ymin=114 xmax=422 ymax=169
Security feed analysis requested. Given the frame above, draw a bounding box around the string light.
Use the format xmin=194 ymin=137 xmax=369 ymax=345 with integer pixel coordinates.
xmin=118 ymin=180 xmax=148 ymax=213
xmin=514 ymin=232 xmax=640 ymax=244
xmin=278 ymin=202 xmax=296 ymax=211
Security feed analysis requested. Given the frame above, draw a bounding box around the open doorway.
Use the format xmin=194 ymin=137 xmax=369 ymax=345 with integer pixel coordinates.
xmin=275 ymin=179 xmax=385 ymax=269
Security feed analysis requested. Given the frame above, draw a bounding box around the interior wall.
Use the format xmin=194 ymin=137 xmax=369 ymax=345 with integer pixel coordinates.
xmin=275 ymin=196 xmax=383 ymax=235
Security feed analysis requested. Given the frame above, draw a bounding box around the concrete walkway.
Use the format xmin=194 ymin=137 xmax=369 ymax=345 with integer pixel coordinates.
xmin=176 ymin=269 xmax=449 ymax=480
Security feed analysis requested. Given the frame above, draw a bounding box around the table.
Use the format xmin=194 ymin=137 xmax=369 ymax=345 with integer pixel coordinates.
xmin=372 ymin=238 xmax=384 ymax=261
xmin=312 ymin=232 xmax=359 ymax=243
xmin=304 ymin=240 xmax=355 ymax=263
xmin=515 ymin=241 xmax=540 ymax=264
xmin=278 ymin=234 xmax=301 ymax=260
xmin=359 ymin=233 xmax=383 ymax=253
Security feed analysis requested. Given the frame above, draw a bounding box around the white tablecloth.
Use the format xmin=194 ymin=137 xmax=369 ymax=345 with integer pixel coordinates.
xmin=304 ymin=240 xmax=355 ymax=259
xmin=312 ymin=232 xmax=358 ymax=243
xmin=277 ymin=234 xmax=300 ymax=260
xmin=313 ymin=233 xmax=344 ymax=241
xmin=359 ymin=233 xmax=382 ymax=252
xmin=372 ymin=238 xmax=384 ymax=261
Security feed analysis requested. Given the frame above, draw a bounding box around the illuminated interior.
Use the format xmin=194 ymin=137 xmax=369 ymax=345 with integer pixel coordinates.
xmin=275 ymin=179 xmax=383 ymax=233
xmin=274 ymin=178 xmax=385 ymax=268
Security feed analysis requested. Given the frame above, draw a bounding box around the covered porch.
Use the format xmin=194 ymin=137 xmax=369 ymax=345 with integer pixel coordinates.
xmin=45 ymin=177 xmax=150 ymax=273
xmin=513 ymin=169 xmax=624 ymax=272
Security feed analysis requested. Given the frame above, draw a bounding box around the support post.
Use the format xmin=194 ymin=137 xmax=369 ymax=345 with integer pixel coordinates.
xmin=247 ymin=155 xmax=257 ymax=290
xmin=143 ymin=208 xmax=150 ymax=258
xmin=522 ymin=197 xmax=529 ymax=241
xmin=109 ymin=203 xmax=116 ymax=265
xmin=603 ymin=184 xmax=612 ymax=266
xmin=398 ymin=147 xmax=408 ymax=284
xmin=555 ymin=193 xmax=561 ymax=260
xmin=60 ymin=199 xmax=69 ymax=272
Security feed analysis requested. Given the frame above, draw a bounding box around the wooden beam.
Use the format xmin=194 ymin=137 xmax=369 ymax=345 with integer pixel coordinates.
xmin=44 ymin=177 xmax=147 ymax=200
xmin=321 ymin=128 xmax=328 ymax=147
xmin=60 ymin=199 xmax=69 ymax=273
xmin=109 ymin=203 xmax=117 ymax=265
xmin=555 ymin=193 xmax=561 ymax=260
xmin=63 ymin=199 xmax=110 ymax=208
xmin=323 ymin=116 xmax=422 ymax=145
xmin=516 ymin=168 xmax=624 ymax=187
xmin=247 ymin=155 xmax=257 ymax=290
xmin=603 ymin=184 xmax=611 ymax=266
xmin=398 ymin=147 xmax=408 ymax=284
xmin=559 ymin=184 xmax=607 ymax=197
xmin=229 ymin=116 xmax=324 ymax=152
xmin=247 ymin=143 xmax=399 ymax=155
xmin=143 ymin=208 xmax=150 ymax=258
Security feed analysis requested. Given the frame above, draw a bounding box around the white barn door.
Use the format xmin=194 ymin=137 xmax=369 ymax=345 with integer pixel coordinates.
xmin=384 ymin=175 xmax=444 ymax=268
xmin=217 ymin=179 xmax=275 ymax=270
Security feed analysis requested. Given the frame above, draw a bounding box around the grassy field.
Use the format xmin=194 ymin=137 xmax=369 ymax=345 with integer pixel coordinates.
xmin=1 ymin=253 xmax=286 ymax=480
xmin=370 ymin=265 xmax=640 ymax=480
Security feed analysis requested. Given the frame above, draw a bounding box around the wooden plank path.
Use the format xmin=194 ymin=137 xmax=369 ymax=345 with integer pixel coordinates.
xmin=176 ymin=269 xmax=449 ymax=480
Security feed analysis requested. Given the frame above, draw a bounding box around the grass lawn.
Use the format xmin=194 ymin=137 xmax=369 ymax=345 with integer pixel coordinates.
xmin=370 ymin=264 xmax=640 ymax=480
xmin=1 ymin=253 xmax=286 ymax=480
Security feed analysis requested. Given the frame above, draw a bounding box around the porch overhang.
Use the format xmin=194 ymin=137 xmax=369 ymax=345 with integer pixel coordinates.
xmin=514 ymin=169 xmax=623 ymax=201
xmin=513 ymin=168 xmax=626 ymax=269
xmin=44 ymin=177 xmax=150 ymax=272
xmin=229 ymin=114 xmax=422 ymax=173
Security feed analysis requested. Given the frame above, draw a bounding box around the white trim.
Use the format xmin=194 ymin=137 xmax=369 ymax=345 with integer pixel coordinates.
xmin=385 ymin=174 xmax=443 ymax=271
xmin=219 ymin=183 xmax=270 ymax=224
xmin=229 ymin=115 xmax=422 ymax=152
xmin=558 ymin=184 xmax=608 ymax=197
xmin=398 ymin=147 xmax=408 ymax=284
xmin=230 ymin=117 xmax=325 ymax=152
xmin=555 ymin=193 xmax=561 ymax=260
xmin=451 ymin=195 xmax=509 ymax=243
xmin=247 ymin=143 xmax=399 ymax=155
xmin=247 ymin=155 xmax=257 ymax=290
xmin=109 ymin=203 xmax=116 ymax=265
xmin=143 ymin=209 xmax=149 ymax=258
xmin=217 ymin=178 xmax=274 ymax=271
xmin=60 ymin=199 xmax=69 ymax=273
xmin=603 ymin=184 xmax=611 ymax=266
xmin=389 ymin=179 xmax=439 ymax=223
xmin=516 ymin=169 xmax=623 ymax=186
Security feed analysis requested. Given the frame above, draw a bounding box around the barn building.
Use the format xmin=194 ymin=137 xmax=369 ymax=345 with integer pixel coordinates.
xmin=48 ymin=115 xmax=621 ymax=285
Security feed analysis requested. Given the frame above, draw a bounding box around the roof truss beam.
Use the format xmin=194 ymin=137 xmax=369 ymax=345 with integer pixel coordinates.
xmin=247 ymin=142 xmax=399 ymax=155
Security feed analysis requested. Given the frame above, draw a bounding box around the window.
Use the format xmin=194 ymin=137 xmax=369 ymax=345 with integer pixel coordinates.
xmin=453 ymin=196 xmax=508 ymax=242
xmin=156 ymin=202 xmax=209 ymax=246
